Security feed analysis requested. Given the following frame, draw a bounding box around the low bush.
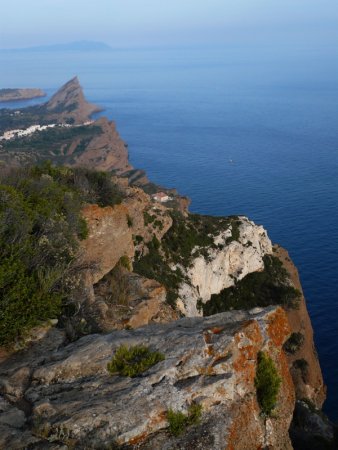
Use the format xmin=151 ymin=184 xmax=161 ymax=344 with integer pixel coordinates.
xmin=283 ymin=332 xmax=304 ymax=354
xmin=133 ymin=235 xmax=185 ymax=307
xmin=293 ymin=358 xmax=310 ymax=383
xmin=107 ymin=345 xmax=165 ymax=377
xmin=167 ymin=403 xmax=202 ymax=436
xmin=255 ymin=351 xmax=281 ymax=416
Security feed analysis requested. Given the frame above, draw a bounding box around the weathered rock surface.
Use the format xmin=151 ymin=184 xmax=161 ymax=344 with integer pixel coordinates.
xmin=80 ymin=203 xmax=134 ymax=287
xmin=177 ymin=217 xmax=273 ymax=316
xmin=0 ymin=306 xmax=294 ymax=449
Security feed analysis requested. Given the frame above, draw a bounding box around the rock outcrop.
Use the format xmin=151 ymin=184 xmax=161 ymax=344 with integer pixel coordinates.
xmin=177 ymin=217 xmax=272 ymax=316
xmin=80 ymin=203 xmax=134 ymax=287
xmin=0 ymin=307 xmax=294 ymax=449
xmin=44 ymin=76 xmax=101 ymax=123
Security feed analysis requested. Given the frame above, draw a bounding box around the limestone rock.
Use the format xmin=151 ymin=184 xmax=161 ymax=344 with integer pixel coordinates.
xmin=14 ymin=306 xmax=295 ymax=449
xmin=80 ymin=203 xmax=134 ymax=288
xmin=178 ymin=217 xmax=273 ymax=316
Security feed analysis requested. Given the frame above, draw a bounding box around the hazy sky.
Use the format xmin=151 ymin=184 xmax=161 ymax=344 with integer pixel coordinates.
xmin=1 ymin=0 xmax=338 ymax=49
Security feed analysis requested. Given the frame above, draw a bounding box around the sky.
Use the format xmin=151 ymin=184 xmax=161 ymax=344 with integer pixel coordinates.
xmin=1 ymin=0 xmax=338 ymax=49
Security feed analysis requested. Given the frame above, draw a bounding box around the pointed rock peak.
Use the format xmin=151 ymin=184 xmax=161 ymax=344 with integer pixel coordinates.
xmin=44 ymin=77 xmax=101 ymax=123
xmin=46 ymin=76 xmax=84 ymax=110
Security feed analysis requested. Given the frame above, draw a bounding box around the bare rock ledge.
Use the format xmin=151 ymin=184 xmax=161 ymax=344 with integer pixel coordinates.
xmin=1 ymin=306 xmax=294 ymax=449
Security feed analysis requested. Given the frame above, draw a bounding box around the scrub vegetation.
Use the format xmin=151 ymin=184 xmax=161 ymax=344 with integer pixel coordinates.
xmin=0 ymin=162 xmax=122 ymax=345
xmin=255 ymin=351 xmax=281 ymax=416
xmin=202 ymin=255 xmax=301 ymax=316
xmin=167 ymin=403 xmax=203 ymax=436
xmin=107 ymin=345 xmax=165 ymax=377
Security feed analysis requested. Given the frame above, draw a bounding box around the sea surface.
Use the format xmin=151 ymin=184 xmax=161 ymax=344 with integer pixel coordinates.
xmin=1 ymin=45 xmax=338 ymax=420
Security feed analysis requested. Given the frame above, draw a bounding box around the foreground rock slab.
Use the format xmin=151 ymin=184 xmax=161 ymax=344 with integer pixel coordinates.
xmin=0 ymin=306 xmax=295 ymax=449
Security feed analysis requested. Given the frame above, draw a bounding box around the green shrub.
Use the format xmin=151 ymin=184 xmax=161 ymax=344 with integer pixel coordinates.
xmin=107 ymin=345 xmax=165 ymax=377
xmin=0 ymin=162 xmax=126 ymax=346
xmin=255 ymin=351 xmax=281 ymax=416
xmin=283 ymin=332 xmax=304 ymax=354
xmin=167 ymin=403 xmax=202 ymax=436
xmin=226 ymin=219 xmax=241 ymax=243
xmin=203 ymin=255 xmax=301 ymax=316
xmin=0 ymin=166 xmax=89 ymax=345
xmin=133 ymin=234 xmax=185 ymax=307
xmin=187 ymin=403 xmax=203 ymax=424
xmin=143 ymin=211 xmax=155 ymax=225
xmin=134 ymin=212 xmax=233 ymax=306
xmin=119 ymin=255 xmax=131 ymax=271
xmin=167 ymin=410 xmax=187 ymax=436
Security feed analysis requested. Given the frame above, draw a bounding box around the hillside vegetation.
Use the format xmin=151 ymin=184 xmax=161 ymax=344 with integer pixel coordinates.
xmin=0 ymin=162 xmax=122 ymax=345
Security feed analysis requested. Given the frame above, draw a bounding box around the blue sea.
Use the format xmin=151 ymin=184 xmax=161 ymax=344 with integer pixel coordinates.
xmin=1 ymin=45 xmax=338 ymax=420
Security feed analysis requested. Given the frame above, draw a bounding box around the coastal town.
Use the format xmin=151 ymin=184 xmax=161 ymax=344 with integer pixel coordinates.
xmin=0 ymin=120 xmax=93 ymax=143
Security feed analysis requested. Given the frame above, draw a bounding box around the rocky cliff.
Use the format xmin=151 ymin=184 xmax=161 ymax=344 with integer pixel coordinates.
xmin=177 ymin=217 xmax=272 ymax=316
xmin=0 ymin=79 xmax=334 ymax=449
xmin=0 ymin=307 xmax=295 ymax=450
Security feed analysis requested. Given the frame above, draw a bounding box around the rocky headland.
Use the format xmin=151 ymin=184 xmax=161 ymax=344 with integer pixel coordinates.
xmin=0 ymin=78 xmax=336 ymax=449
xmin=0 ymin=88 xmax=46 ymax=102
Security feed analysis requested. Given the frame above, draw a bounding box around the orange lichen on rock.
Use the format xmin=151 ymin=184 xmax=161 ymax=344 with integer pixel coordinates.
xmin=226 ymin=396 xmax=263 ymax=450
xmin=266 ymin=307 xmax=291 ymax=348
xmin=209 ymin=326 xmax=225 ymax=335
xmin=233 ymin=321 xmax=263 ymax=385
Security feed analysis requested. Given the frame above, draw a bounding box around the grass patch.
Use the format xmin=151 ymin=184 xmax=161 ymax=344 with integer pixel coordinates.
xmin=107 ymin=345 xmax=165 ymax=377
xmin=167 ymin=403 xmax=202 ymax=436
xmin=255 ymin=351 xmax=281 ymax=416
xmin=203 ymin=255 xmax=301 ymax=316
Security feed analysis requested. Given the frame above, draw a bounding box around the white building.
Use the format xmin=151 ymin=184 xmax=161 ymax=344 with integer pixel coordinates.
xmin=152 ymin=192 xmax=170 ymax=203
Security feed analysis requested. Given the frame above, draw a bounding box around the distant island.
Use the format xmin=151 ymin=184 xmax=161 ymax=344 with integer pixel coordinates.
xmin=0 ymin=88 xmax=46 ymax=102
xmin=0 ymin=41 xmax=113 ymax=53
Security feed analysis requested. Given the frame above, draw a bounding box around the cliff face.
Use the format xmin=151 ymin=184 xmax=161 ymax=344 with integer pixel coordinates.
xmin=177 ymin=217 xmax=272 ymax=316
xmin=0 ymin=307 xmax=294 ymax=450
xmin=71 ymin=117 xmax=132 ymax=173
xmin=274 ymin=246 xmax=325 ymax=408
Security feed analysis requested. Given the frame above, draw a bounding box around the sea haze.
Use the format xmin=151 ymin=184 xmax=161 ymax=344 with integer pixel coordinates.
xmin=1 ymin=45 xmax=338 ymax=420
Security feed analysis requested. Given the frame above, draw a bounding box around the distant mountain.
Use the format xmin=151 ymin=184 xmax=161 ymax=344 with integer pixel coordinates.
xmin=0 ymin=41 xmax=113 ymax=53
